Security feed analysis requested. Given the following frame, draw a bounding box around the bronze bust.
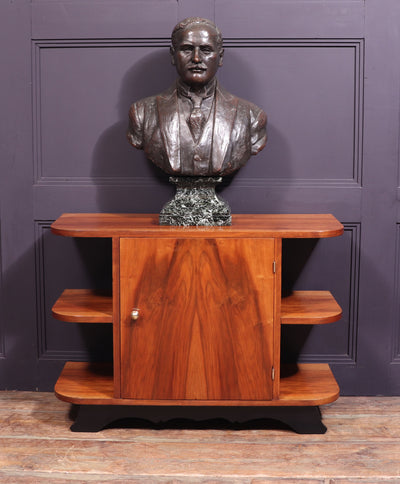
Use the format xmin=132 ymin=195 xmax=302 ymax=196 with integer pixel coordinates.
xmin=127 ymin=17 xmax=267 ymax=225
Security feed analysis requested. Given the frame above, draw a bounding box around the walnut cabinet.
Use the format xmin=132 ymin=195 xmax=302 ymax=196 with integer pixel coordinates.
xmin=51 ymin=214 xmax=343 ymax=427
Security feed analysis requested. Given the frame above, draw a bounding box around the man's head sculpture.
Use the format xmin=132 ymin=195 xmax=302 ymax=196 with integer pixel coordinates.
xmin=127 ymin=18 xmax=267 ymax=225
xmin=169 ymin=18 xmax=224 ymax=91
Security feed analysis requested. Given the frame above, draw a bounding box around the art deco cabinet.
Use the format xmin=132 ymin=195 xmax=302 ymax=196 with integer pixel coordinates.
xmin=51 ymin=213 xmax=343 ymax=433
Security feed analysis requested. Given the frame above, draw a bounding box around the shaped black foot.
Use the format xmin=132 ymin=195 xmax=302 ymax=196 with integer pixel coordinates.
xmin=70 ymin=405 xmax=327 ymax=434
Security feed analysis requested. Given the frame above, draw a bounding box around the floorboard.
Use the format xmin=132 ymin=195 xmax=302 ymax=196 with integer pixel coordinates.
xmin=0 ymin=392 xmax=399 ymax=483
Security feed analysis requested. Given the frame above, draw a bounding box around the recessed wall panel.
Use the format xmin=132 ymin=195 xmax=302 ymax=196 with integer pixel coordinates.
xmin=35 ymin=222 xmax=113 ymax=361
xmin=281 ymin=224 xmax=360 ymax=363
xmin=0 ymin=219 xmax=4 ymax=359
xmin=392 ymin=223 xmax=400 ymax=362
xmin=33 ymin=41 xmax=174 ymax=182
xmin=220 ymin=41 xmax=363 ymax=184
xmin=33 ymin=40 xmax=363 ymax=188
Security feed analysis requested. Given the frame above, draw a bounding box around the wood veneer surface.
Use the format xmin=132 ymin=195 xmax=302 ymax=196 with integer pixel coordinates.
xmin=55 ymin=362 xmax=339 ymax=407
xmin=51 ymin=213 xmax=344 ymax=238
xmin=281 ymin=290 xmax=342 ymax=324
xmin=52 ymin=289 xmax=113 ymax=323
xmin=119 ymin=237 xmax=276 ymax=401
xmin=52 ymin=289 xmax=342 ymax=325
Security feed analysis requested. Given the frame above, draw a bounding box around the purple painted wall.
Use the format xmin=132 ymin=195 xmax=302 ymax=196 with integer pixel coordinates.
xmin=1 ymin=0 xmax=400 ymax=394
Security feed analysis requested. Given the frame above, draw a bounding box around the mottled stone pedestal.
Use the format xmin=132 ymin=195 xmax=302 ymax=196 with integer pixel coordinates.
xmin=159 ymin=176 xmax=231 ymax=226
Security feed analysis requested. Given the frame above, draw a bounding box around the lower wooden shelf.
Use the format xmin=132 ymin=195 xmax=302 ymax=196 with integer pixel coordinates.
xmin=55 ymin=361 xmax=339 ymax=407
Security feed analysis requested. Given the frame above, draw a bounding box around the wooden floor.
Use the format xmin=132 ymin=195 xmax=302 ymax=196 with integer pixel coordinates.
xmin=0 ymin=392 xmax=399 ymax=483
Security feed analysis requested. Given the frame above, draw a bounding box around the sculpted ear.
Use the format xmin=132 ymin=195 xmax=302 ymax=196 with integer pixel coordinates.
xmin=218 ymin=48 xmax=224 ymax=67
xmin=170 ymin=46 xmax=176 ymax=65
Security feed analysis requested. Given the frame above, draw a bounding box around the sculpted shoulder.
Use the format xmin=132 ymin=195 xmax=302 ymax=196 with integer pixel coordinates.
xmin=127 ymin=85 xmax=176 ymax=149
xmin=218 ymin=84 xmax=266 ymax=120
xmin=217 ymin=84 xmax=267 ymax=154
xmin=128 ymin=84 xmax=176 ymax=121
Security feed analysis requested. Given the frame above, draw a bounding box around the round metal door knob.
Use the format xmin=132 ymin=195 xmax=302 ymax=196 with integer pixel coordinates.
xmin=131 ymin=309 xmax=140 ymax=320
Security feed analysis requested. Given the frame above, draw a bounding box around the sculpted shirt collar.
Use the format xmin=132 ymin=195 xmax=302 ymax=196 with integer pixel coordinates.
xmin=176 ymin=78 xmax=217 ymax=101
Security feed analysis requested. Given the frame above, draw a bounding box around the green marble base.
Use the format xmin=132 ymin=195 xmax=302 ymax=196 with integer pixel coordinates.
xmin=159 ymin=177 xmax=231 ymax=226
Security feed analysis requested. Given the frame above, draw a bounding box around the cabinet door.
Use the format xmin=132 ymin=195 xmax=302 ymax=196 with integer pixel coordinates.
xmin=119 ymin=237 xmax=277 ymax=401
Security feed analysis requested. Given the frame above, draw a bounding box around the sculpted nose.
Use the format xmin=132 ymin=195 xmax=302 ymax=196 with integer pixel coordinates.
xmin=192 ymin=47 xmax=201 ymax=63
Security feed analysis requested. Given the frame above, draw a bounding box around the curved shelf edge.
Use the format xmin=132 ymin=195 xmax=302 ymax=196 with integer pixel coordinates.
xmin=52 ymin=289 xmax=342 ymax=326
xmin=52 ymin=289 xmax=113 ymax=323
xmin=55 ymin=362 xmax=339 ymax=407
xmin=281 ymin=291 xmax=342 ymax=325
xmin=51 ymin=213 xmax=344 ymax=239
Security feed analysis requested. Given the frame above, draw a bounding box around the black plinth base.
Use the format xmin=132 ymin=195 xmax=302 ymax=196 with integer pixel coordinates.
xmin=70 ymin=405 xmax=327 ymax=434
xmin=159 ymin=176 xmax=231 ymax=226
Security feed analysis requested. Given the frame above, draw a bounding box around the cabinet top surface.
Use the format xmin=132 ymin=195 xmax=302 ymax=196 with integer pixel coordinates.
xmin=51 ymin=213 xmax=343 ymax=238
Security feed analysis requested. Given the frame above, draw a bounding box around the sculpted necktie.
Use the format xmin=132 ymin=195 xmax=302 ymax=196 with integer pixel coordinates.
xmin=188 ymin=96 xmax=204 ymax=142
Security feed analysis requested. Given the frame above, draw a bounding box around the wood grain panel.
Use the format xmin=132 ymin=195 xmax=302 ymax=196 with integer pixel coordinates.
xmin=52 ymin=289 xmax=112 ymax=323
xmin=50 ymin=290 xmax=342 ymax=326
xmin=119 ymin=238 xmax=276 ymax=401
xmin=51 ymin=213 xmax=344 ymax=238
xmin=281 ymin=291 xmax=342 ymax=325
xmin=112 ymin=237 xmax=121 ymax=399
xmin=54 ymin=362 xmax=339 ymax=407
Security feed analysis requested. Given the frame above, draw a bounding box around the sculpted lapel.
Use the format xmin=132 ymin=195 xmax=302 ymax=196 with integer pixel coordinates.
xmin=157 ymin=86 xmax=181 ymax=172
xmin=212 ymin=85 xmax=238 ymax=173
xmin=156 ymin=83 xmax=239 ymax=175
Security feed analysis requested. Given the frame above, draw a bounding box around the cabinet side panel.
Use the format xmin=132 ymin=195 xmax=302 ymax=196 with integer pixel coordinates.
xmin=112 ymin=237 xmax=121 ymax=398
xmin=273 ymin=238 xmax=282 ymax=400
xmin=120 ymin=238 xmax=275 ymax=401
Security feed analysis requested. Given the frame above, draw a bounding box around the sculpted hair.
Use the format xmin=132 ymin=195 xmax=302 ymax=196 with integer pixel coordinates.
xmin=171 ymin=17 xmax=223 ymax=52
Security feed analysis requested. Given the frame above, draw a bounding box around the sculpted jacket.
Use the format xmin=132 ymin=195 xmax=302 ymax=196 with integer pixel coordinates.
xmin=127 ymin=82 xmax=267 ymax=177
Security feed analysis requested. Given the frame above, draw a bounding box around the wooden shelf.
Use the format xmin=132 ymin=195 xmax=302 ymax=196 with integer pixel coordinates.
xmin=51 ymin=213 xmax=344 ymax=239
xmin=52 ymin=289 xmax=341 ymax=326
xmin=281 ymin=291 xmax=342 ymax=325
xmin=55 ymin=361 xmax=339 ymax=407
xmin=52 ymin=289 xmax=112 ymax=323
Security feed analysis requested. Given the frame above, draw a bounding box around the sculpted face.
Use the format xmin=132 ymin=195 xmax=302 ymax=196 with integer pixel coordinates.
xmin=171 ymin=24 xmax=224 ymax=88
